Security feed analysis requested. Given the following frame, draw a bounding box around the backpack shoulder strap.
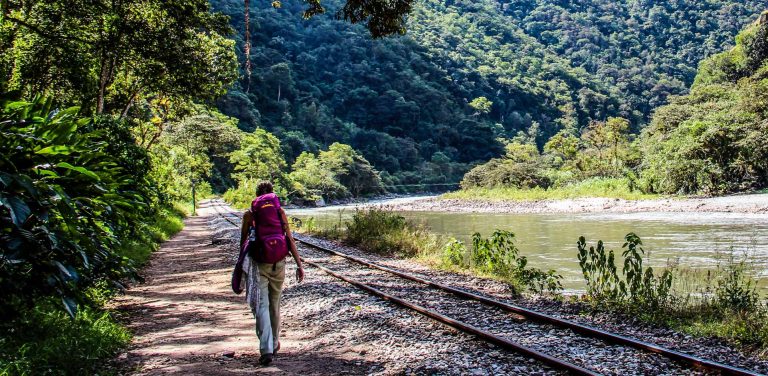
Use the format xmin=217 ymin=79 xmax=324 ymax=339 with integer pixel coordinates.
xmin=277 ymin=207 xmax=286 ymax=235
xmin=270 ymin=195 xmax=285 ymax=232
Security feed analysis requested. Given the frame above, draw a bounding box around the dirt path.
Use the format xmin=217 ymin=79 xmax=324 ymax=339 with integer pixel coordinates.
xmin=110 ymin=199 xmax=768 ymax=375
xmin=112 ymin=201 xmax=367 ymax=375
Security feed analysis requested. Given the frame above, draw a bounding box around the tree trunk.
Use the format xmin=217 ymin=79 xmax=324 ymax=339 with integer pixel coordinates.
xmin=96 ymin=60 xmax=108 ymax=114
xmin=119 ymin=89 xmax=140 ymax=119
xmin=244 ymin=0 xmax=252 ymax=92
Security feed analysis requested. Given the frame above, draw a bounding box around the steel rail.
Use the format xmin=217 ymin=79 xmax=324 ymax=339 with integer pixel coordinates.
xmin=304 ymin=260 xmax=600 ymax=376
xmin=211 ymin=201 xmax=762 ymax=376
xmin=209 ymin=202 xmax=597 ymax=375
xmin=293 ymin=237 xmax=762 ymax=376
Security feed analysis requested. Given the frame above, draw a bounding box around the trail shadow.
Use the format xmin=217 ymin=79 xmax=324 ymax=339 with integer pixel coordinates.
xmin=124 ymin=352 xmax=383 ymax=375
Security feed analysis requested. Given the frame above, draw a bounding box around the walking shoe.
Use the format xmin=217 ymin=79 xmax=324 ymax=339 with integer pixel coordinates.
xmin=259 ymin=353 xmax=273 ymax=366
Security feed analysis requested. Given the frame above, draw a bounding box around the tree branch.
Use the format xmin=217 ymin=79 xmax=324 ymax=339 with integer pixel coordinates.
xmin=144 ymin=124 xmax=164 ymax=151
xmin=119 ymin=88 xmax=141 ymax=120
xmin=4 ymin=15 xmax=94 ymax=45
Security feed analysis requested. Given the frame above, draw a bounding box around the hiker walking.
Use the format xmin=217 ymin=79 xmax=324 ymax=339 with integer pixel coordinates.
xmin=238 ymin=181 xmax=304 ymax=366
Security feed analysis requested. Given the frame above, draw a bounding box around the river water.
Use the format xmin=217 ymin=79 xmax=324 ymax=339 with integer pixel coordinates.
xmin=288 ymin=199 xmax=768 ymax=291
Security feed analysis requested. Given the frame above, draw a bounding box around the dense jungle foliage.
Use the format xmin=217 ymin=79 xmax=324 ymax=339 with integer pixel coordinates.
xmin=640 ymin=20 xmax=768 ymax=194
xmin=2 ymin=0 xmax=768 ymax=372
xmin=0 ymin=0 xmax=239 ymax=372
xmin=210 ymin=0 xmax=764 ymax=190
xmin=1 ymin=0 xmax=237 ymax=320
xmin=0 ymin=0 xmax=407 ymax=372
xmin=464 ymin=16 xmax=768 ymax=195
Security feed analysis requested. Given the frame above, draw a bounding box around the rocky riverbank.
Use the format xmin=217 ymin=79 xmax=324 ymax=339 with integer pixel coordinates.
xmin=388 ymin=193 xmax=768 ymax=214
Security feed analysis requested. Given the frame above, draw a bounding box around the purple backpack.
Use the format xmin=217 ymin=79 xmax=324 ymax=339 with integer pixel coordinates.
xmin=248 ymin=193 xmax=289 ymax=264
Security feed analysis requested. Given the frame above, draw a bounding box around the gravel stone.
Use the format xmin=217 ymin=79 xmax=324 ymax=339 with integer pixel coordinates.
xmin=208 ymin=199 xmax=767 ymax=375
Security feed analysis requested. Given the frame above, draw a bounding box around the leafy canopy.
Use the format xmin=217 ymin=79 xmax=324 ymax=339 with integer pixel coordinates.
xmin=639 ymin=22 xmax=768 ymax=194
xmin=1 ymin=0 xmax=238 ymax=116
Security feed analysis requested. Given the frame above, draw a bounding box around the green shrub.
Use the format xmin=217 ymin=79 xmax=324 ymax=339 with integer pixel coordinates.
xmin=577 ymin=237 xmax=624 ymax=301
xmin=290 ymin=143 xmax=384 ymax=201
xmin=577 ymin=233 xmax=673 ymax=312
xmin=346 ymin=209 xmax=405 ymax=247
xmin=577 ymin=234 xmax=768 ymax=348
xmin=461 ymin=158 xmax=552 ymax=190
xmin=441 ymin=239 xmax=468 ymax=268
xmin=0 ymin=198 xmax=183 ymax=376
xmin=471 ymin=230 xmax=521 ymax=275
xmin=0 ymin=97 xmax=154 ymax=319
xmin=622 ymin=233 xmax=674 ymax=310
xmin=442 ymin=231 xmax=562 ymax=295
xmin=344 ymin=208 xmax=443 ymax=257
xmin=0 ymin=96 xmax=188 ymax=373
xmin=714 ymin=252 xmax=760 ymax=313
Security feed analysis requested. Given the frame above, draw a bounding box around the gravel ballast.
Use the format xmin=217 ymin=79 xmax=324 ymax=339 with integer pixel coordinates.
xmin=209 ymin=200 xmax=767 ymax=375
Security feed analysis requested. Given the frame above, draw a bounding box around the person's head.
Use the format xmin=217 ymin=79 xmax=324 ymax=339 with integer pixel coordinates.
xmin=256 ymin=181 xmax=274 ymax=197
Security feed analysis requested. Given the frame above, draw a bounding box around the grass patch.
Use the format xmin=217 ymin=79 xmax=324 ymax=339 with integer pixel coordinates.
xmin=118 ymin=204 xmax=186 ymax=265
xmin=674 ymin=313 xmax=768 ymax=350
xmin=0 ymin=299 xmax=130 ymax=376
xmin=304 ymin=208 xmax=446 ymax=258
xmin=443 ymin=178 xmax=659 ymax=201
xmin=438 ymin=232 xmax=564 ymax=295
xmin=0 ymin=205 xmax=185 ymax=375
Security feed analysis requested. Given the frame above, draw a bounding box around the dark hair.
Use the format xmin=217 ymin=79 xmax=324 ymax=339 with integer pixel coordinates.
xmin=256 ymin=181 xmax=274 ymax=196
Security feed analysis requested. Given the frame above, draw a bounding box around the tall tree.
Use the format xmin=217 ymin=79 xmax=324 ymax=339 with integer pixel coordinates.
xmin=1 ymin=0 xmax=238 ymax=115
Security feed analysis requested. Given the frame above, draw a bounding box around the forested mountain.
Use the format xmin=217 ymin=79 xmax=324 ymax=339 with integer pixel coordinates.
xmin=210 ymin=0 xmax=763 ymax=188
xmin=500 ymin=1 xmax=765 ymax=123
xmin=640 ymin=17 xmax=768 ymax=194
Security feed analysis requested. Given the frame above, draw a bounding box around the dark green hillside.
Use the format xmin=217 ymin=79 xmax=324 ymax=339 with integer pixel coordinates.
xmin=408 ymin=0 xmax=618 ymax=137
xmin=210 ymin=0 xmax=763 ymax=187
xmin=501 ymin=0 xmax=765 ymax=123
xmin=213 ymin=0 xmax=509 ymax=187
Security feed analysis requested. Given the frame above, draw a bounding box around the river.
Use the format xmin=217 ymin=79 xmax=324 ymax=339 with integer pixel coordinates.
xmin=287 ymin=197 xmax=768 ymax=291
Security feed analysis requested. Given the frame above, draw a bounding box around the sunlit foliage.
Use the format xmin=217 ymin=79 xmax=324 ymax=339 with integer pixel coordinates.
xmin=291 ymin=143 xmax=384 ymax=201
xmin=461 ymin=117 xmax=639 ymax=190
xmin=640 ymin=22 xmax=768 ymax=194
xmin=0 ymin=0 xmax=238 ymax=116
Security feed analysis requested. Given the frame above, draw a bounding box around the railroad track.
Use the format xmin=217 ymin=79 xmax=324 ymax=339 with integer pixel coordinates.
xmin=208 ymin=199 xmax=762 ymax=376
